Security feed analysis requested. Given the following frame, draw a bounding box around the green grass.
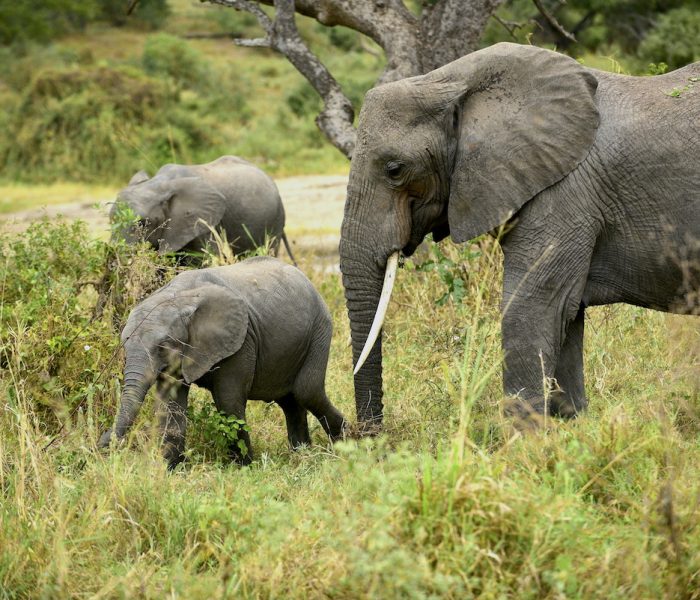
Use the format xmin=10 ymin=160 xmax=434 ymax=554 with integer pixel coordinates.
xmin=1 ymin=224 xmax=699 ymax=598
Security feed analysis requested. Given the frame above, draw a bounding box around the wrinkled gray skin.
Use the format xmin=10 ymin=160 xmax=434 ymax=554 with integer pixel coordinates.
xmin=99 ymin=257 xmax=344 ymax=468
xmin=113 ymin=155 xmax=295 ymax=262
xmin=340 ymin=42 xmax=700 ymax=427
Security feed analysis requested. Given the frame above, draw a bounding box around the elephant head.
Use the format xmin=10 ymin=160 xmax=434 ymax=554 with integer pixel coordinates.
xmin=339 ymin=43 xmax=600 ymax=427
xmin=112 ymin=171 xmax=227 ymax=253
xmin=99 ymin=278 xmax=248 ymax=446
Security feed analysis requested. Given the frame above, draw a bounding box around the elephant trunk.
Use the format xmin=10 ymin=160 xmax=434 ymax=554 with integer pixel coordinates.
xmin=340 ymin=228 xmax=388 ymax=430
xmin=100 ymin=348 xmax=154 ymax=447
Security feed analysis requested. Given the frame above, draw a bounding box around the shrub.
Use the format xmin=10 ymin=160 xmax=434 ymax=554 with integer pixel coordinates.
xmin=639 ymin=7 xmax=700 ymax=70
xmin=0 ymin=64 xmax=221 ymax=183
xmin=141 ymin=33 xmax=212 ymax=90
xmin=96 ymin=0 xmax=170 ymax=29
xmin=0 ymin=0 xmax=96 ymax=46
xmin=0 ymin=219 xmax=177 ymax=431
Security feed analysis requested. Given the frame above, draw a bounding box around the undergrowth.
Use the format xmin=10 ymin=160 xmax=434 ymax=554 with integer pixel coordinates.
xmin=1 ymin=219 xmax=699 ymax=597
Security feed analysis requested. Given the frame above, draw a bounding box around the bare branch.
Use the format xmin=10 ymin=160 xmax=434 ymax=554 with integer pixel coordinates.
xmin=200 ymin=0 xmax=506 ymax=156
xmin=532 ymin=0 xmax=577 ymax=44
xmin=235 ymin=37 xmax=272 ymax=47
xmin=204 ymin=0 xmax=356 ymax=157
xmin=205 ymin=0 xmax=273 ymax=29
xmin=492 ymin=14 xmax=528 ymax=41
xmin=253 ymin=0 xmax=424 ymax=83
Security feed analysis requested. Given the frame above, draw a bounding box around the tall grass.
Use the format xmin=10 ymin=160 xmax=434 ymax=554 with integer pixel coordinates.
xmin=1 ymin=221 xmax=699 ymax=597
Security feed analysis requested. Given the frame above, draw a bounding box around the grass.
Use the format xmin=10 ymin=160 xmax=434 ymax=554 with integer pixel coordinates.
xmin=1 ymin=223 xmax=699 ymax=597
xmin=0 ymin=182 xmax=117 ymax=214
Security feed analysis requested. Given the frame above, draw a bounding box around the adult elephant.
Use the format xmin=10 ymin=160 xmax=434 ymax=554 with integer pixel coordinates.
xmin=113 ymin=155 xmax=295 ymax=263
xmin=340 ymin=42 xmax=700 ymax=428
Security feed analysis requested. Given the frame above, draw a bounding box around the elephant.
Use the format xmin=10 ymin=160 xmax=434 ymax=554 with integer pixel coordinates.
xmin=339 ymin=42 xmax=700 ymax=428
xmin=98 ymin=256 xmax=345 ymax=468
xmin=112 ymin=155 xmax=296 ymax=263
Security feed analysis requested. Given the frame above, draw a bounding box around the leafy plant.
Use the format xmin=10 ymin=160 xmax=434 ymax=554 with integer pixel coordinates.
xmin=639 ymin=6 xmax=700 ymax=70
xmin=411 ymin=238 xmax=482 ymax=305
xmin=187 ymin=398 xmax=250 ymax=460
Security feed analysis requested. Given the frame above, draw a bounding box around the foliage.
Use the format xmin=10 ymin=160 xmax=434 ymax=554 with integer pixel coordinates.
xmin=141 ymin=33 xmax=212 ymax=90
xmin=484 ymin=0 xmax=700 ymax=68
xmin=187 ymin=399 xmax=251 ymax=461
xmin=410 ymin=236 xmax=484 ymax=305
xmin=0 ymin=219 xmax=177 ymax=431
xmin=0 ymin=0 xmax=170 ymax=46
xmin=0 ymin=63 xmax=222 ymax=183
xmin=0 ymin=0 xmax=96 ymax=46
xmin=639 ymin=6 xmax=700 ymax=69
xmin=97 ymin=0 xmax=170 ymax=29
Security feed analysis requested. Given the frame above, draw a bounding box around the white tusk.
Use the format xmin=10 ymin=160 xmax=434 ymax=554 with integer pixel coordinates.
xmin=353 ymin=251 xmax=399 ymax=375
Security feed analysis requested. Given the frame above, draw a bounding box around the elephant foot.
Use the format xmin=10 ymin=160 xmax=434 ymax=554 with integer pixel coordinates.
xmin=229 ymin=441 xmax=253 ymax=466
xmin=352 ymin=418 xmax=383 ymax=438
xmin=549 ymin=390 xmax=588 ymax=419
xmin=98 ymin=428 xmax=124 ymax=450
xmin=166 ymin=453 xmax=186 ymax=471
xmin=503 ymin=396 xmax=547 ymax=431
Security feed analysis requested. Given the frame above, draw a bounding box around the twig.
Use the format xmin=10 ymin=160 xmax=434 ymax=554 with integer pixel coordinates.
xmin=532 ymin=0 xmax=577 ymax=43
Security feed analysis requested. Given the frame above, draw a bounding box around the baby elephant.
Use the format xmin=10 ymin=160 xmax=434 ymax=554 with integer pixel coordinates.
xmin=112 ymin=155 xmax=295 ymax=263
xmin=99 ymin=257 xmax=344 ymax=468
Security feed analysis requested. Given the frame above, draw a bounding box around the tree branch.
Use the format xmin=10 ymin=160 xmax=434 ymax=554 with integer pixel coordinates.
xmin=532 ymin=0 xmax=577 ymax=44
xmin=205 ymin=0 xmax=356 ymax=158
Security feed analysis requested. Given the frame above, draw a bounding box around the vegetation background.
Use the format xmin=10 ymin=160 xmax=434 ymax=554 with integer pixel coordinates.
xmin=1 ymin=0 xmax=699 ymax=597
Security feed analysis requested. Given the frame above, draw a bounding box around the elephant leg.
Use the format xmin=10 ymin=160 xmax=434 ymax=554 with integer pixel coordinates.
xmin=501 ymin=307 xmax=561 ymax=421
xmin=156 ymin=375 xmax=190 ymax=470
xmin=301 ymin=392 xmax=346 ymax=441
xmin=500 ymin=211 xmax=596 ymax=424
xmin=293 ymin=336 xmax=346 ymax=441
xmin=550 ymin=305 xmax=588 ymax=418
xmin=209 ymin=357 xmax=254 ymax=465
xmin=276 ymin=393 xmax=312 ymax=448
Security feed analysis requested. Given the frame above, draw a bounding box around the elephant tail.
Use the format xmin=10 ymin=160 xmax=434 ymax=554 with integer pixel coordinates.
xmin=281 ymin=231 xmax=297 ymax=267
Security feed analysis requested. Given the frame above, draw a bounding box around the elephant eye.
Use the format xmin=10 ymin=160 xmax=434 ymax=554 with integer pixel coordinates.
xmin=384 ymin=160 xmax=404 ymax=180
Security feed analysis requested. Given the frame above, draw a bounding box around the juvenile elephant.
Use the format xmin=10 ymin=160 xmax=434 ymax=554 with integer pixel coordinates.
xmin=112 ymin=155 xmax=295 ymax=263
xmin=340 ymin=42 xmax=700 ymax=427
xmin=99 ymin=257 xmax=344 ymax=468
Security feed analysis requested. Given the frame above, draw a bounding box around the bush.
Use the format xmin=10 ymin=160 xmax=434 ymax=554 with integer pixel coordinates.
xmin=0 ymin=0 xmax=96 ymax=46
xmin=0 ymin=219 xmax=177 ymax=431
xmin=0 ymin=64 xmax=222 ymax=183
xmin=97 ymin=0 xmax=170 ymax=29
xmin=639 ymin=7 xmax=700 ymax=70
xmin=142 ymin=33 xmax=212 ymax=90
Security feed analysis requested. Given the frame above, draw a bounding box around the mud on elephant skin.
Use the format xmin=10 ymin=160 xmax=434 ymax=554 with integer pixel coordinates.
xmin=99 ymin=256 xmax=345 ymax=468
xmin=339 ymin=42 xmax=700 ymax=428
xmin=111 ymin=155 xmax=296 ymax=264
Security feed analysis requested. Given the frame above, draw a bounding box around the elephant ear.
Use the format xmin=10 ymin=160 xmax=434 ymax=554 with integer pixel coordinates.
xmin=159 ymin=176 xmax=227 ymax=252
xmin=128 ymin=170 xmax=150 ymax=186
xmin=431 ymin=43 xmax=599 ymax=243
xmin=180 ymin=284 xmax=249 ymax=384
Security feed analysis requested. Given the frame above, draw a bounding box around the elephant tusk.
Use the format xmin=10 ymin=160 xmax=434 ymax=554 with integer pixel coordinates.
xmin=354 ymin=251 xmax=399 ymax=375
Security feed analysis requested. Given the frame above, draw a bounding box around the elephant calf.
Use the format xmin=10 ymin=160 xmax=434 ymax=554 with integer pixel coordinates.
xmin=99 ymin=257 xmax=344 ymax=468
xmin=112 ymin=155 xmax=295 ymax=263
